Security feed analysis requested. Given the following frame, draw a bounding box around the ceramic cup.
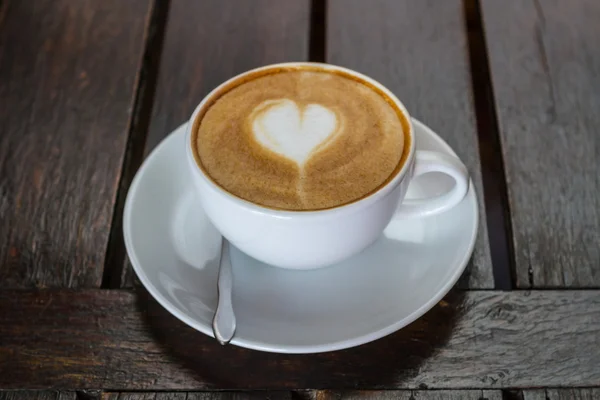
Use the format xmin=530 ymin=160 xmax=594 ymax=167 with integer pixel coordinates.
xmin=185 ymin=62 xmax=469 ymax=270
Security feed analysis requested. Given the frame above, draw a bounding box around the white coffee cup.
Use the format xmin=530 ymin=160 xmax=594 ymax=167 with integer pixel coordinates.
xmin=185 ymin=62 xmax=469 ymax=270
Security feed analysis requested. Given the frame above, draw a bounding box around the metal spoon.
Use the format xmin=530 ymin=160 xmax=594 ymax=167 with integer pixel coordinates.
xmin=212 ymin=237 xmax=236 ymax=345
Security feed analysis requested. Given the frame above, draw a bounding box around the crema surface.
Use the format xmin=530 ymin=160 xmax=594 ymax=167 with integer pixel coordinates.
xmin=194 ymin=69 xmax=406 ymax=210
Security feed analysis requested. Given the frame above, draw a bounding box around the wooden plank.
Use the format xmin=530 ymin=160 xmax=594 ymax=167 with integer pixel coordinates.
xmin=523 ymin=391 xmax=546 ymax=400
xmin=546 ymin=389 xmax=600 ymax=400
xmin=0 ymin=290 xmax=599 ymax=389
xmin=0 ymin=393 xmax=75 ymax=400
xmin=327 ymin=0 xmax=493 ymax=288
xmin=0 ymin=0 xmax=152 ymax=287
xmin=524 ymin=389 xmax=600 ymax=400
xmin=482 ymin=391 xmax=503 ymax=400
xmin=308 ymin=391 xmax=412 ymax=400
xmin=119 ymin=0 xmax=311 ymax=287
xmin=103 ymin=395 xmax=186 ymax=400
xmin=410 ymin=392 xmax=500 ymax=400
xmin=103 ymin=394 xmax=291 ymax=400
xmin=312 ymin=390 xmax=502 ymax=399
xmin=481 ymin=0 xmax=600 ymax=287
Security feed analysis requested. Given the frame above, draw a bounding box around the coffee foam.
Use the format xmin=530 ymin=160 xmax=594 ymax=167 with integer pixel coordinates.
xmin=193 ymin=68 xmax=410 ymax=211
xmin=251 ymin=99 xmax=340 ymax=165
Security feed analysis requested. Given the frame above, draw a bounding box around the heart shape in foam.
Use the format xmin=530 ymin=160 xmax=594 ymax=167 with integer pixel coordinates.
xmin=251 ymin=99 xmax=338 ymax=166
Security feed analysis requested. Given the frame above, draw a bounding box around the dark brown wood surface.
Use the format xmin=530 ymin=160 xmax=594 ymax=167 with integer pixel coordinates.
xmin=0 ymin=393 xmax=76 ymax=400
xmin=116 ymin=0 xmax=311 ymax=287
xmin=327 ymin=0 xmax=493 ymax=289
xmin=104 ymin=393 xmax=292 ymax=400
xmin=0 ymin=0 xmax=152 ymax=288
xmin=312 ymin=391 xmax=502 ymax=400
xmin=3 ymin=391 xmax=600 ymax=400
xmin=1 ymin=289 xmax=599 ymax=389
xmin=481 ymin=0 xmax=600 ymax=288
xmin=0 ymin=393 xmax=508 ymax=400
xmin=524 ymin=389 xmax=600 ymax=400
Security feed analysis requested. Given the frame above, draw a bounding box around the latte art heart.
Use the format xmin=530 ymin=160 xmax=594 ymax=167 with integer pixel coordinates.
xmin=251 ymin=99 xmax=339 ymax=165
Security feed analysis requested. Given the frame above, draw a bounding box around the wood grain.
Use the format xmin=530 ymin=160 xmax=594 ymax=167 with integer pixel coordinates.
xmin=524 ymin=389 xmax=600 ymax=400
xmin=312 ymin=390 xmax=502 ymax=399
xmin=0 ymin=393 xmax=75 ymax=400
xmin=119 ymin=0 xmax=311 ymax=287
xmin=0 ymin=0 xmax=152 ymax=287
xmin=103 ymin=394 xmax=292 ymax=400
xmin=546 ymin=389 xmax=600 ymax=400
xmin=0 ymin=289 xmax=598 ymax=389
xmin=481 ymin=0 xmax=600 ymax=287
xmin=4 ymin=392 xmax=600 ymax=400
xmin=327 ymin=0 xmax=493 ymax=288
xmin=523 ymin=391 xmax=546 ymax=400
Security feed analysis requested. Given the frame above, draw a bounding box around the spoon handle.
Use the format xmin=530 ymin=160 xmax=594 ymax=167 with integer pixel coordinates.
xmin=212 ymin=238 xmax=236 ymax=345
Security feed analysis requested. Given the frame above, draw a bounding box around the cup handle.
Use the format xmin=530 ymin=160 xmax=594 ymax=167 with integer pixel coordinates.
xmin=394 ymin=150 xmax=469 ymax=218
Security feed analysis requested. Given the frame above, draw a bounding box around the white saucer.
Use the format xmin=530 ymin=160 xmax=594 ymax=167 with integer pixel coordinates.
xmin=123 ymin=119 xmax=478 ymax=354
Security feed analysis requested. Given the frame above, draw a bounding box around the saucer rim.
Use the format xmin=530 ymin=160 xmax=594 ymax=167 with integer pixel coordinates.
xmin=123 ymin=118 xmax=478 ymax=354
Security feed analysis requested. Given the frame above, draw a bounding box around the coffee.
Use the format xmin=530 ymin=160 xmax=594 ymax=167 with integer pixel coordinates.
xmin=192 ymin=67 xmax=410 ymax=211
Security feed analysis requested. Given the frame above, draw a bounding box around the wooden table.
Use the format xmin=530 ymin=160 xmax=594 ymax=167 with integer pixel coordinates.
xmin=1 ymin=0 xmax=599 ymax=398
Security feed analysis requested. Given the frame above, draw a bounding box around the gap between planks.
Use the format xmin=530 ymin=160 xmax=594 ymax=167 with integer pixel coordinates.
xmin=101 ymin=0 xmax=171 ymax=289
xmin=463 ymin=0 xmax=516 ymax=290
xmin=309 ymin=0 xmax=327 ymax=62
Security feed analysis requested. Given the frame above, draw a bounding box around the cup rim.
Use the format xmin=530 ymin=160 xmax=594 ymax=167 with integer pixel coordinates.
xmin=185 ymin=61 xmax=416 ymax=219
